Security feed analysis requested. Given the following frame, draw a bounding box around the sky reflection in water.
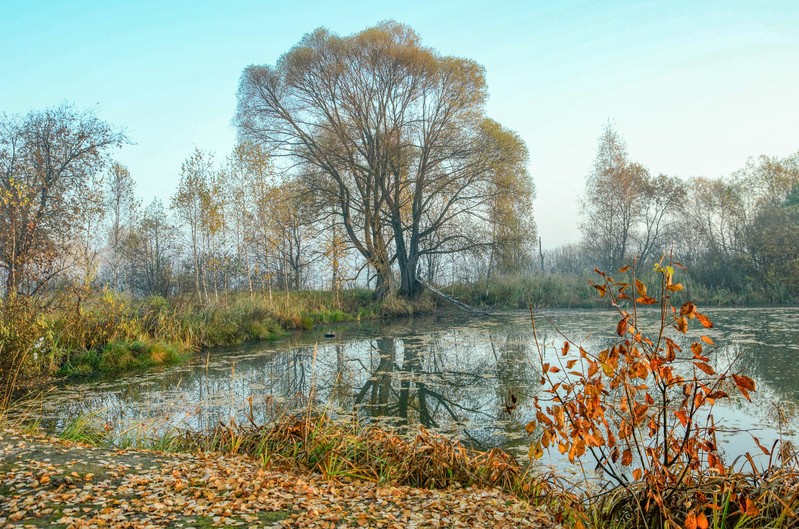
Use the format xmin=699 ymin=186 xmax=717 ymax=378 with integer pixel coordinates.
xmin=26 ymin=307 xmax=799 ymax=472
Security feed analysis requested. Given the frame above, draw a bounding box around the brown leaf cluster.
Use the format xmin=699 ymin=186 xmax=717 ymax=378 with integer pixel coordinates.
xmin=0 ymin=428 xmax=558 ymax=528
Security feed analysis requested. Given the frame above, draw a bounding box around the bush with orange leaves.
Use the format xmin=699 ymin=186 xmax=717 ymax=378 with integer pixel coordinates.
xmin=526 ymin=258 xmax=796 ymax=528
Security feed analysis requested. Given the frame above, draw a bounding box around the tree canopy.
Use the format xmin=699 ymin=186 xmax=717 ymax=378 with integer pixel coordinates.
xmin=236 ymin=21 xmax=535 ymax=298
xmin=0 ymin=104 xmax=125 ymax=296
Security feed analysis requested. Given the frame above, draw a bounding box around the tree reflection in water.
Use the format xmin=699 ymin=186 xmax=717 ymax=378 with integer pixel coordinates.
xmin=17 ymin=309 xmax=799 ymax=460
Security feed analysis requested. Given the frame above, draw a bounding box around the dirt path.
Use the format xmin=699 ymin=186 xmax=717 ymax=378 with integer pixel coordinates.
xmin=1 ymin=428 xmax=558 ymax=528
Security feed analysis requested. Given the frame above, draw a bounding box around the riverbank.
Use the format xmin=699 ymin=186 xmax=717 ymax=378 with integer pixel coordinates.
xmin=450 ymin=272 xmax=799 ymax=310
xmin=0 ymin=426 xmax=559 ymax=528
xmin=1 ymin=289 xmax=440 ymax=397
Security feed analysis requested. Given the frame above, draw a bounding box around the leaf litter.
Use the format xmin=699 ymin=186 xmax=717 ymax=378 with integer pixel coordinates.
xmin=1 ymin=428 xmax=557 ymax=528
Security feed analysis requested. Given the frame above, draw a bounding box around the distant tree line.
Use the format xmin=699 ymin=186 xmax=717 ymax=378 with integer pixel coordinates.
xmin=4 ymin=25 xmax=794 ymax=307
xmin=548 ymin=123 xmax=799 ymax=301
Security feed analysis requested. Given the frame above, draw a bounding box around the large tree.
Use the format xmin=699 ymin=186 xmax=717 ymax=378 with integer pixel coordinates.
xmin=236 ymin=22 xmax=534 ymax=298
xmin=580 ymin=124 xmax=648 ymax=271
xmin=0 ymin=105 xmax=124 ymax=296
xmin=104 ymin=163 xmax=139 ymax=291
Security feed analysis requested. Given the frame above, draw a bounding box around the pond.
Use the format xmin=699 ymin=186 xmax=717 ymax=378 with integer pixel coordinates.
xmin=24 ymin=307 xmax=799 ymax=471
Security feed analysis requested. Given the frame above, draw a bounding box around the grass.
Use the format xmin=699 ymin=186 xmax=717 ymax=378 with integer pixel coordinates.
xmin=449 ymin=273 xmax=601 ymax=309
xmin=136 ymin=411 xmax=564 ymax=506
xmin=58 ymin=411 xmax=107 ymax=446
xmin=448 ymin=271 xmax=799 ymax=310
xmin=6 ymin=288 xmax=437 ymax=382
xmin=585 ymin=456 xmax=799 ymax=529
xmin=48 ymin=288 xmax=441 ymax=379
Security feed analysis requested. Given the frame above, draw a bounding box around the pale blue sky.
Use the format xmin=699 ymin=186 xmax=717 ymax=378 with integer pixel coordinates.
xmin=2 ymin=0 xmax=797 ymax=247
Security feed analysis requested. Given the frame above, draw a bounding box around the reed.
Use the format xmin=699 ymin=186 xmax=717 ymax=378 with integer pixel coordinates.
xmin=117 ymin=411 xmax=564 ymax=508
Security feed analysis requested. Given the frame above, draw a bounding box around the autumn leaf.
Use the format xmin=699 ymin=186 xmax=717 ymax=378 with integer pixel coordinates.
xmin=752 ymin=436 xmax=771 ymax=456
xmin=541 ymin=430 xmax=552 ymax=448
xmin=680 ymin=301 xmax=697 ymax=317
xmin=684 ymin=511 xmax=697 ymax=529
xmin=690 ymin=342 xmax=703 ymax=357
xmin=696 ymin=512 xmax=709 ymax=529
xmin=617 ymin=315 xmax=630 ymax=337
xmin=635 ymin=295 xmax=658 ymax=305
xmin=694 ymin=362 xmax=715 ymax=376
xmin=745 ymin=497 xmax=759 ymax=516
xmin=665 ymin=282 xmax=683 ymax=292
xmin=524 ymin=421 xmax=537 ymax=435
xmin=529 ymin=439 xmax=543 ymax=460
xmin=700 ymin=335 xmax=714 ymax=345
xmin=632 ymin=468 xmax=642 ymax=480
xmin=634 ymin=279 xmax=647 ymax=296
xmin=695 ymin=312 xmax=713 ymax=328
xmin=732 ymin=374 xmax=756 ymax=401
xmin=591 ymin=282 xmax=607 ymax=298
xmin=732 ymin=374 xmax=756 ymax=391
xmin=621 ymin=448 xmax=632 ymax=466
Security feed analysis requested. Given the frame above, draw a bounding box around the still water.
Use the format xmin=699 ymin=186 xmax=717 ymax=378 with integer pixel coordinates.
xmin=26 ymin=307 xmax=799 ymax=467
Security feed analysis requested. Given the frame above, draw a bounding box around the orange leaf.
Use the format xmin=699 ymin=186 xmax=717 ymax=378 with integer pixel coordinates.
xmin=524 ymin=421 xmax=537 ymax=435
xmin=619 ymin=265 xmax=631 ymax=273
xmin=529 ymin=439 xmax=544 ymax=460
xmin=592 ymin=282 xmax=607 ymax=298
xmin=617 ymin=315 xmax=630 ymax=337
xmin=566 ymin=359 xmax=578 ymax=369
xmin=680 ymin=301 xmax=697 ymax=317
xmin=691 ymin=342 xmax=703 ymax=357
xmin=697 ymin=512 xmax=709 ymax=529
xmin=635 ymin=279 xmax=647 ymax=296
xmin=733 ymin=374 xmax=756 ymax=391
xmin=700 ymin=335 xmax=715 ymax=345
xmin=632 ymin=468 xmax=642 ymax=480
xmin=621 ymin=448 xmax=633 ymax=466
xmin=695 ymin=312 xmax=713 ymax=328
xmin=753 ymin=435 xmax=771 ymax=456
xmin=666 ymin=282 xmax=684 ymax=292
xmin=635 ymin=295 xmax=658 ymax=305
xmin=675 ymin=409 xmax=689 ymax=427
xmin=684 ymin=511 xmax=697 ymax=529
xmin=694 ymin=362 xmax=715 ymax=376
xmin=745 ymin=498 xmax=759 ymax=516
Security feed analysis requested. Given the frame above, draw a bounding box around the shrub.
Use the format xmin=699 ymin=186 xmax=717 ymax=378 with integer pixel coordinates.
xmin=0 ymin=296 xmax=51 ymax=408
xmin=528 ymin=259 xmax=795 ymax=528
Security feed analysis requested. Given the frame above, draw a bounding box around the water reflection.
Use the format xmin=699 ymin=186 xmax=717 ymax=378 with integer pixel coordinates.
xmin=22 ymin=308 xmax=799 ymax=464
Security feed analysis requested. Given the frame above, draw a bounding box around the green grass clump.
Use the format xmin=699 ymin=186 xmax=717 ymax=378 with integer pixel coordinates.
xmin=59 ymin=412 xmax=106 ymax=446
xmin=60 ymin=339 xmax=189 ymax=375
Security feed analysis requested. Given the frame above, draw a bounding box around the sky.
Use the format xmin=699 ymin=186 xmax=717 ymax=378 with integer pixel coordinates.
xmin=2 ymin=0 xmax=798 ymax=248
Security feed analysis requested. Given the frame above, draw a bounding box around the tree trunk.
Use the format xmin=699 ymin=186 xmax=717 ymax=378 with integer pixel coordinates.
xmin=399 ymin=256 xmax=422 ymax=298
xmin=372 ymin=259 xmax=393 ymax=300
